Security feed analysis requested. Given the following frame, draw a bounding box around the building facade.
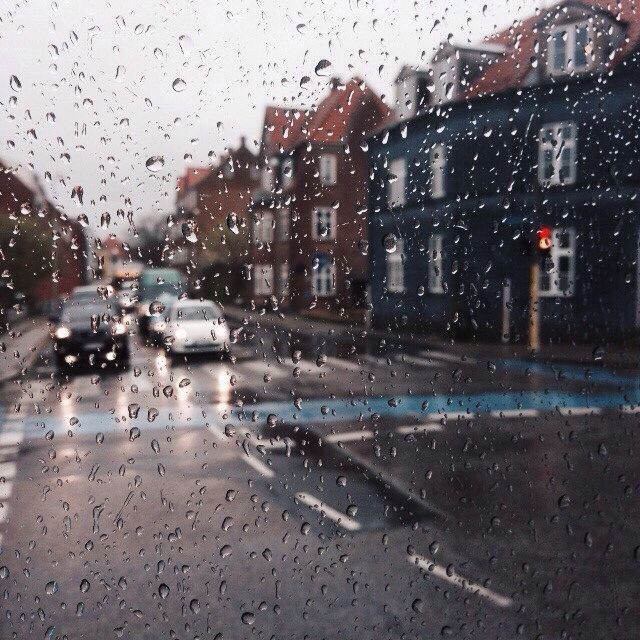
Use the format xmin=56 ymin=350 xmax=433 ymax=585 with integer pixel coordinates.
xmin=0 ymin=163 xmax=87 ymax=311
xmin=175 ymin=138 xmax=260 ymax=301
xmin=370 ymin=0 xmax=640 ymax=343
xmin=250 ymin=78 xmax=392 ymax=321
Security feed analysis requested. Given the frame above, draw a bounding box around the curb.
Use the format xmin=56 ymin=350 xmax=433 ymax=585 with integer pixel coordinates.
xmin=270 ymin=421 xmax=446 ymax=522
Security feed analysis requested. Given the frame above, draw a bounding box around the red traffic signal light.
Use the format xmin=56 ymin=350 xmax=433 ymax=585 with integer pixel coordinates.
xmin=536 ymin=226 xmax=553 ymax=252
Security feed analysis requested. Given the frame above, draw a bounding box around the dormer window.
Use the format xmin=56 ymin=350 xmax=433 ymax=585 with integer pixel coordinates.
xmin=432 ymin=57 xmax=458 ymax=103
xmin=549 ymin=21 xmax=592 ymax=75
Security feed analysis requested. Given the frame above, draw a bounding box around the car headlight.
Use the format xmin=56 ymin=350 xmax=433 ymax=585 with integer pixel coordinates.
xmin=112 ymin=322 xmax=126 ymax=335
xmin=174 ymin=328 xmax=187 ymax=340
xmin=55 ymin=326 xmax=71 ymax=339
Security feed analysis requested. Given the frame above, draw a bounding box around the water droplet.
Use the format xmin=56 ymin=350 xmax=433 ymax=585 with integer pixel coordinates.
xmin=226 ymin=212 xmax=239 ymax=234
xmin=178 ymin=35 xmax=193 ymax=56
xmin=346 ymin=504 xmax=357 ymax=517
xmin=172 ymin=78 xmax=187 ymax=92
xmin=128 ymin=403 xmax=140 ymax=419
xmin=45 ymin=580 xmax=58 ymax=595
xmin=241 ymin=611 xmax=255 ymax=626
xmin=158 ymin=583 xmax=170 ymax=599
xmin=129 ymin=427 xmax=140 ymax=442
xmin=558 ymin=494 xmax=571 ymax=509
xmin=9 ymin=75 xmax=21 ymax=92
xmin=145 ymin=156 xmax=164 ymax=172
xmin=383 ymin=233 xmax=397 ymax=253
xmin=189 ymin=598 xmax=200 ymax=614
xmin=314 ymin=59 xmax=332 ymax=76
xmin=151 ymin=439 xmax=160 ymax=454
xmin=79 ymin=579 xmax=90 ymax=593
xmin=412 ymin=598 xmax=424 ymax=613
xmin=336 ymin=475 xmax=347 ymax=487
xmin=220 ymin=544 xmax=232 ymax=558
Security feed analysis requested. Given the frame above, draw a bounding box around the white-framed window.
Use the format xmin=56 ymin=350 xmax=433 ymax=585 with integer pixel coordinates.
xmin=387 ymin=157 xmax=407 ymax=208
xmin=261 ymin=157 xmax=279 ymax=192
xmin=278 ymin=207 xmax=290 ymax=241
xmin=549 ymin=21 xmax=591 ymax=75
xmin=282 ymin=157 xmax=294 ymax=189
xmin=254 ymin=264 xmax=274 ymax=296
xmin=539 ymin=122 xmax=577 ymax=186
xmin=539 ymin=227 xmax=576 ymax=297
xmin=319 ymin=154 xmax=337 ymax=186
xmin=429 ymin=143 xmax=446 ymax=199
xmin=278 ymin=262 xmax=289 ymax=296
xmin=312 ymin=254 xmax=335 ymax=296
xmin=253 ymin=211 xmax=274 ymax=244
xmin=312 ymin=207 xmax=336 ymax=240
xmin=428 ymin=234 xmax=444 ymax=294
xmin=386 ymin=238 xmax=405 ymax=293
xmin=223 ymin=160 xmax=234 ymax=180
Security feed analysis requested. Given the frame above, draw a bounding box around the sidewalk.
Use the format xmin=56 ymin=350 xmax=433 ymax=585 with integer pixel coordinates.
xmin=224 ymin=305 xmax=640 ymax=369
xmin=0 ymin=315 xmax=49 ymax=385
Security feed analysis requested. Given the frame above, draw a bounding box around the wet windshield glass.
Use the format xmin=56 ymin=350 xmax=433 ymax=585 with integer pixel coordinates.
xmin=0 ymin=2 xmax=637 ymax=639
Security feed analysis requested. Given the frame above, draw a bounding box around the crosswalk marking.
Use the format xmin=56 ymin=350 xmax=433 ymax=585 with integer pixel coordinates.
xmin=0 ymin=431 xmax=24 ymax=448
xmin=0 ymin=462 xmax=17 ymax=480
xmin=0 ymin=482 xmax=13 ymax=501
xmin=241 ymin=454 xmax=276 ymax=478
xmin=296 ymin=492 xmax=361 ymax=531
xmin=395 ymin=354 xmax=441 ymax=368
xmin=419 ymin=350 xmax=477 ymax=365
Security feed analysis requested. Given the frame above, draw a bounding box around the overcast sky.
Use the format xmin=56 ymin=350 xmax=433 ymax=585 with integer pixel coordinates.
xmin=0 ymin=0 xmax=533 ymax=239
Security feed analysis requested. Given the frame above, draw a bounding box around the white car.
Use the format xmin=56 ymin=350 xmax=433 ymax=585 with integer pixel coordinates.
xmin=166 ymin=299 xmax=230 ymax=356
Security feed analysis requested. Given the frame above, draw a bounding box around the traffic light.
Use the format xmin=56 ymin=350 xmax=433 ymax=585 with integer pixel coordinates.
xmin=536 ymin=226 xmax=553 ymax=253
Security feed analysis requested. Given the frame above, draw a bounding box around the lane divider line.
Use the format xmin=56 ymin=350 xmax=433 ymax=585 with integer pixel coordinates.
xmin=396 ymin=422 xmax=443 ymax=435
xmin=324 ymin=429 xmax=375 ymax=443
xmin=558 ymin=407 xmax=602 ymax=416
xmin=407 ymin=553 xmax=513 ymax=609
xmin=241 ymin=454 xmax=276 ymax=478
xmin=489 ymin=408 xmax=539 ymax=418
xmin=295 ymin=492 xmax=361 ymax=531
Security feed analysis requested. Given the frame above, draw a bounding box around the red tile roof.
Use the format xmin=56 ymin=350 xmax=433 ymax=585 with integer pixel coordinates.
xmin=465 ymin=0 xmax=640 ymax=99
xmin=305 ymin=77 xmax=394 ymax=143
xmin=261 ymin=106 xmax=308 ymax=155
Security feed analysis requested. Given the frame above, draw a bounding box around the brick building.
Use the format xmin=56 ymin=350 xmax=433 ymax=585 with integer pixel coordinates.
xmin=250 ymin=78 xmax=392 ymax=321
xmin=0 ymin=162 xmax=87 ymax=310
xmin=175 ymin=138 xmax=260 ymax=300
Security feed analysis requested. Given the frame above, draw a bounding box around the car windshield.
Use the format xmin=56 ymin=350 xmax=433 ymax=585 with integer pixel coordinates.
xmin=1 ymin=3 xmax=638 ymax=640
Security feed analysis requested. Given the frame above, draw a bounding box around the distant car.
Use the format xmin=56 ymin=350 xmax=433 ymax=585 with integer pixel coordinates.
xmin=114 ymin=278 xmax=138 ymax=313
xmin=52 ymin=296 xmax=129 ymax=372
xmin=165 ymin=299 xmax=229 ymax=356
xmin=137 ymin=268 xmax=187 ymax=337
xmin=146 ymin=293 xmax=177 ymax=345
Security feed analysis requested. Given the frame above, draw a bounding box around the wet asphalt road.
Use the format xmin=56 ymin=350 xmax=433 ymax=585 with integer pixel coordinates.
xmin=0 ymin=321 xmax=638 ymax=639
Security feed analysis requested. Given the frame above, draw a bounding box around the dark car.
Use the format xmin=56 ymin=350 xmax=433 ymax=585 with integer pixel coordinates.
xmin=52 ymin=298 xmax=129 ymax=372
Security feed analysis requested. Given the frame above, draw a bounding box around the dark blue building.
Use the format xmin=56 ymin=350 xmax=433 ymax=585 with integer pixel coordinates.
xmin=368 ymin=0 xmax=640 ymax=343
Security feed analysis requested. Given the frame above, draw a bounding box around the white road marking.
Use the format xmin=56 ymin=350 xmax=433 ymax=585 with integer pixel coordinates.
xmin=420 ymin=350 xmax=477 ymax=365
xmin=396 ymin=422 xmax=443 ymax=435
xmin=241 ymin=454 xmax=276 ymax=478
xmin=207 ymin=424 xmax=226 ymax=440
xmin=0 ymin=462 xmax=17 ymax=480
xmin=395 ymin=354 xmax=441 ymax=368
xmin=239 ymin=360 xmax=290 ymax=379
xmin=324 ymin=429 xmax=375 ymax=443
xmin=489 ymin=408 xmax=539 ymax=419
xmin=407 ymin=553 xmax=513 ymax=609
xmin=558 ymin=407 xmax=602 ymax=417
xmin=0 ymin=482 xmax=12 ymax=501
xmin=0 ymin=448 xmax=19 ymax=459
xmin=259 ymin=438 xmax=296 ymax=451
xmin=296 ymin=492 xmax=361 ymax=531
xmin=325 ymin=357 xmax=363 ymax=373
xmin=621 ymin=405 xmax=640 ymax=413
xmin=0 ymin=432 xmax=24 ymax=448
xmin=0 ymin=506 xmax=8 ymax=523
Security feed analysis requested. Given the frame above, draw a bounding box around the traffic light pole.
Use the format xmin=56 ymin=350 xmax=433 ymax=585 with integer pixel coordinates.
xmin=528 ymin=257 xmax=540 ymax=354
